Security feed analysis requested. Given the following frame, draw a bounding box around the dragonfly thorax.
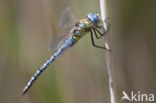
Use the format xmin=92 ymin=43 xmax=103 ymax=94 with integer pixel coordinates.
xmin=73 ymin=19 xmax=91 ymax=37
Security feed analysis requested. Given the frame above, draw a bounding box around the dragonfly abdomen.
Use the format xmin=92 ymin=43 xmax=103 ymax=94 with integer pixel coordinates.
xmin=22 ymin=37 xmax=76 ymax=96
xmin=22 ymin=56 xmax=55 ymax=96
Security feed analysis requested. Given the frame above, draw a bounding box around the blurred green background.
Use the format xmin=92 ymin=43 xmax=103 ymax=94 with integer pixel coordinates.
xmin=0 ymin=0 xmax=156 ymax=103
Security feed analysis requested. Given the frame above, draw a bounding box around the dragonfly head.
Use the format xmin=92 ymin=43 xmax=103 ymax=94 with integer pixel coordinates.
xmin=87 ymin=13 xmax=100 ymax=26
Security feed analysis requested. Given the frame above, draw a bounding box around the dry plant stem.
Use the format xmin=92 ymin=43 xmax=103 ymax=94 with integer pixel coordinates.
xmin=100 ymin=0 xmax=117 ymax=103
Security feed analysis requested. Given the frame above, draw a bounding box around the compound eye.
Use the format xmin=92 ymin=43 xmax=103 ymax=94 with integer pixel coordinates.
xmin=87 ymin=13 xmax=100 ymax=25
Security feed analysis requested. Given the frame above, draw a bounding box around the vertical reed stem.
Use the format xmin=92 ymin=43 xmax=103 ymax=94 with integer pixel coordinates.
xmin=100 ymin=0 xmax=117 ymax=103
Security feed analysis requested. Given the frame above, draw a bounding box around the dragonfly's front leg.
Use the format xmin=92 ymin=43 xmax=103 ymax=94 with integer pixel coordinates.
xmin=93 ymin=23 xmax=110 ymax=39
xmin=93 ymin=29 xmax=103 ymax=39
xmin=97 ymin=17 xmax=110 ymax=30
xmin=90 ymin=30 xmax=111 ymax=51
xmin=93 ymin=17 xmax=111 ymax=39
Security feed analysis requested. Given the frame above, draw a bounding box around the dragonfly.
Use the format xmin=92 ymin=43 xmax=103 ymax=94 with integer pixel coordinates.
xmin=22 ymin=9 xmax=110 ymax=97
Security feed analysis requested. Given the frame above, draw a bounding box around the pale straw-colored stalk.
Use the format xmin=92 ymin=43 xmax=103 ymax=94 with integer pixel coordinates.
xmin=100 ymin=0 xmax=117 ymax=103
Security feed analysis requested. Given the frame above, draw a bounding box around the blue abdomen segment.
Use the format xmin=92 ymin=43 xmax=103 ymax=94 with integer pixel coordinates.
xmin=71 ymin=36 xmax=77 ymax=45
xmin=22 ymin=37 xmax=76 ymax=96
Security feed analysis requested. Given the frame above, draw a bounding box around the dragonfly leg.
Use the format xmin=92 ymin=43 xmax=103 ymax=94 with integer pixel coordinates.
xmin=96 ymin=17 xmax=110 ymax=29
xmin=93 ymin=29 xmax=103 ymax=39
xmin=93 ymin=23 xmax=110 ymax=37
xmin=90 ymin=30 xmax=111 ymax=51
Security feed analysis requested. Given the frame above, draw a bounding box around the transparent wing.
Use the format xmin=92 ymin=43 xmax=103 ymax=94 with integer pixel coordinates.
xmin=48 ymin=33 xmax=69 ymax=51
xmin=48 ymin=7 xmax=77 ymax=51
xmin=58 ymin=7 xmax=77 ymax=29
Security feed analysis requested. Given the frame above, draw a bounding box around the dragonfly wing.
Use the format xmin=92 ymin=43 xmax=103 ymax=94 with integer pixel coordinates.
xmin=48 ymin=7 xmax=76 ymax=51
xmin=58 ymin=7 xmax=77 ymax=29
xmin=48 ymin=33 xmax=66 ymax=51
xmin=48 ymin=32 xmax=73 ymax=52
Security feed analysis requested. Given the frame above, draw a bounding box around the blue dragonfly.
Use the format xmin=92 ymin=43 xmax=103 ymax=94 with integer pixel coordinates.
xmin=22 ymin=8 xmax=110 ymax=96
